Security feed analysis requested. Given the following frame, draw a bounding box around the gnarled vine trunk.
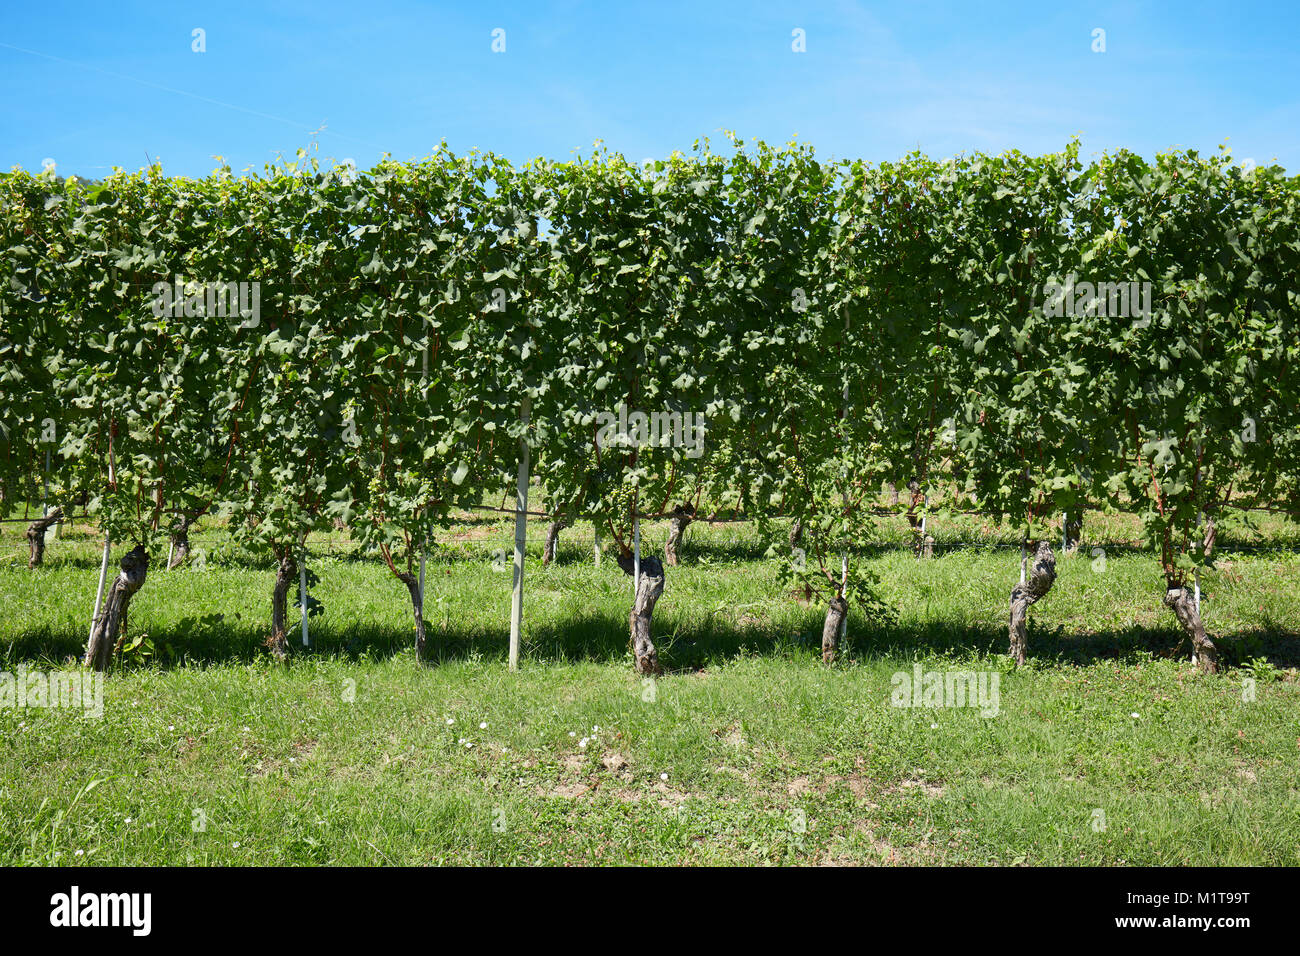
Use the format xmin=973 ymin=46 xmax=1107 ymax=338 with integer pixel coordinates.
xmin=1063 ymin=510 xmax=1083 ymax=553
xmin=821 ymin=594 xmax=848 ymax=664
xmin=168 ymin=516 xmax=193 ymax=569
xmin=617 ymin=551 xmax=664 ymax=675
xmin=664 ymin=503 xmax=694 ymax=566
xmin=1164 ymin=585 xmax=1217 ymax=674
xmin=542 ymin=516 xmax=571 ymax=565
xmin=26 ymin=507 xmax=63 ymax=568
xmin=84 ymin=544 xmax=149 ymax=671
xmin=1008 ymin=540 xmax=1056 ymax=666
xmin=267 ymin=548 xmax=298 ymax=661
xmin=396 ymin=571 xmax=429 ymax=661
xmin=906 ymin=479 xmax=923 ymax=553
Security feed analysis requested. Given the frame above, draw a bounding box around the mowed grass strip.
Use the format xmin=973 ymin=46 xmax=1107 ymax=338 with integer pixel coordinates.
xmin=1 ymin=516 xmax=1298 ymax=865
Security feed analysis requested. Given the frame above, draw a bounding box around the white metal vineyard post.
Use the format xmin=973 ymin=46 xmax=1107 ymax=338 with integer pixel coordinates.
xmin=1192 ymin=511 xmax=1204 ymax=663
xmin=90 ymin=534 xmax=110 ymax=643
xmin=1020 ymin=543 xmax=1027 ymax=585
xmin=509 ymin=395 xmax=531 ymax=671
xmin=632 ymin=336 xmax=648 ymax=593
xmin=167 ymin=539 xmax=174 ymax=570
xmin=594 ymin=526 xmax=601 ymax=567
xmin=419 ymin=341 xmax=429 ymax=602
xmin=44 ymin=448 xmax=63 ymax=540
xmin=1191 ymin=568 xmax=1201 ymax=665
xmin=1193 ymin=513 xmax=1204 ymax=619
xmin=838 ymin=321 xmax=850 ymax=632
xmin=90 ymin=432 xmax=116 ymax=641
xmin=299 ymin=537 xmax=310 ymax=648
xmin=41 ymin=448 xmax=59 ymax=548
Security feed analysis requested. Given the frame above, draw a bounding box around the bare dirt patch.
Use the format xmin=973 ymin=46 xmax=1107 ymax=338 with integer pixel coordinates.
xmin=549 ymin=781 xmax=590 ymax=799
xmin=894 ymin=778 xmax=944 ymax=799
xmin=601 ymin=752 xmax=630 ymax=774
xmin=787 ymin=776 xmax=814 ymax=796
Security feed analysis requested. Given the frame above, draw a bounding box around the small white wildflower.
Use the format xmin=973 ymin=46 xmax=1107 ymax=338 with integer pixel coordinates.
xmin=74 ymin=849 xmax=84 ymax=857
xmin=168 ymin=725 xmax=175 ymax=731
xmin=579 ymin=738 xmax=588 ymax=749
xmin=660 ymin=772 xmax=669 ymax=781
xmin=931 ymin=723 xmax=939 ymax=729
xmin=232 ymin=842 xmax=240 ymax=849
xmin=569 ymin=731 xmax=576 ymax=737
xmin=479 ymin=721 xmax=488 ymax=729
xmin=465 ymin=742 xmax=474 ymax=749
xmin=1131 ymin=712 xmax=1140 ymax=719
xmin=124 ymin=817 xmax=132 ymax=824
xmin=446 ymin=717 xmax=454 ymax=725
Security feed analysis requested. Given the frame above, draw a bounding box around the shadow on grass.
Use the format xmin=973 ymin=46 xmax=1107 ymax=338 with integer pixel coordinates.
xmin=5 ymin=608 xmax=1299 ymax=676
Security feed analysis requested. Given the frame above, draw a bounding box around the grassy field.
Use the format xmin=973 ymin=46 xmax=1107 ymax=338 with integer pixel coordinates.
xmin=1 ymin=510 xmax=1299 ymax=865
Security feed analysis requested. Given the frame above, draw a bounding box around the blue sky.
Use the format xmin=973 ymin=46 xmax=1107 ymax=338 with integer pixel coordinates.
xmin=3 ymin=0 xmax=1299 ymax=179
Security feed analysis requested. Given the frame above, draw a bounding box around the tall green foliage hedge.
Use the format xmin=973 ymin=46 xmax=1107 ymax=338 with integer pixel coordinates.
xmin=2 ymin=138 xmax=1296 ymax=647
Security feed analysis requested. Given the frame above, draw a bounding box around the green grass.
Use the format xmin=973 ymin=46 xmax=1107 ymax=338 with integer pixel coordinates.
xmin=1 ymin=512 xmax=1299 ymax=865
